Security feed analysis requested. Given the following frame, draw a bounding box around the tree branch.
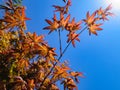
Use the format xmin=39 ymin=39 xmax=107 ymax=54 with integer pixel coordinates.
xmin=39 ymin=26 xmax=87 ymax=88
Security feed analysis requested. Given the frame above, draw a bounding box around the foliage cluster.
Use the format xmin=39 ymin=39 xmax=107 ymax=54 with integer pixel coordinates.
xmin=0 ymin=0 xmax=112 ymax=90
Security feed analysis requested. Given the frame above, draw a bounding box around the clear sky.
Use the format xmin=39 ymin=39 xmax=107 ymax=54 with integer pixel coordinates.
xmin=2 ymin=0 xmax=120 ymax=90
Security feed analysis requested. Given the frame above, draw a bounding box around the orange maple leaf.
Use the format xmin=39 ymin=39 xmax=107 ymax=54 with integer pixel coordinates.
xmin=27 ymin=32 xmax=44 ymax=43
xmin=63 ymin=78 xmax=77 ymax=89
xmin=0 ymin=7 xmax=30 ymax=30
xmin=60 ymin=12 xmax=70 ymax=29
xmin=83 ymin=11 xmax=96 ymax=25
xmin=88 ymin=23 xmax=102 ymax=35
xmin=53 ymin=5 xmax=65 ymax=13
xmin=53 ymin=0 xmax=71 ymax=14
xmin=27 ymin=79 xmax=35 ymax=89
xmin=67 ymin=32 xmax=80 ymax=47
xmin=38 ymin=44 xmax=57 ymax=60
xmin=97 ymin=4 xmax=113 ymax=21
xmin=43 ymin=14 xmax=59 ymax=34
xmin=65 ymin=18 xmax=82 ymax=31
xmin=18 ymin=59 xmax=29 ymax=68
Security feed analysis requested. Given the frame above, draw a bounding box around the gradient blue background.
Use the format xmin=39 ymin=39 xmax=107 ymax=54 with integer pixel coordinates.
xmin=2 ymin=0 xmax=120 ymax=90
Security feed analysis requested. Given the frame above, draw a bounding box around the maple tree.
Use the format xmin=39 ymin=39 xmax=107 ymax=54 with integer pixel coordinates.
xmin=0 ymin=0 xmax=113 ymax=90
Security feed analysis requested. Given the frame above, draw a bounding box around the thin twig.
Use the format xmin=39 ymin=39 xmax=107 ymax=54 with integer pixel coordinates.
xmin=58 ymin=26 xmax=87 ymax=61
xmin=58 ymin=29 xmax=62 ymax=56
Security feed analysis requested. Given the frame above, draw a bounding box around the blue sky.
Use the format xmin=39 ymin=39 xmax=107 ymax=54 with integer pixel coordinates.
xmin=1 ymin=0 xmax=119 ymax=90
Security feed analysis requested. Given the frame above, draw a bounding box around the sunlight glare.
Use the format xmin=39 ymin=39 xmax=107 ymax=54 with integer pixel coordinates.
xmin=105 ymin=0 xmax=120 ymax=12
